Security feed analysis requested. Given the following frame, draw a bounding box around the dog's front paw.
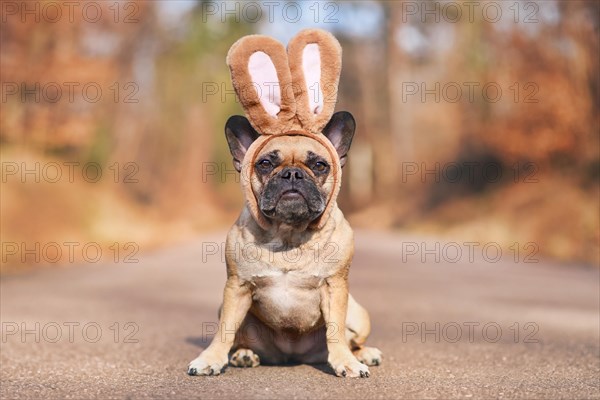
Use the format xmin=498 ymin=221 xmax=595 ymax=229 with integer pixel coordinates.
xmin=353 ymin=346 xmax=383 ymax=366
xmin=188 ymin=351 xmax=228 ymax=376
xmin=328 ymin=351 xmax=370 ymax=378
xmin=230 ymin=348 xmax=260 ymax=368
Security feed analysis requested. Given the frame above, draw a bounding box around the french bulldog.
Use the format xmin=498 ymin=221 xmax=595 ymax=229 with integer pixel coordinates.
xmin=187 ymin=112 xmax=382 ymax=378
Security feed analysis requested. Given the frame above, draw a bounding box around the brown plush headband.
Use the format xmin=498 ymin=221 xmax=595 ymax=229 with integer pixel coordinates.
xmin=226 ymin=29 xmax=342 ymax=136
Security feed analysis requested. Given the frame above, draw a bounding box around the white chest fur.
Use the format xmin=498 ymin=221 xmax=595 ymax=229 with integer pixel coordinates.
xmin=224 ymin=207 xmax=354 ymax=331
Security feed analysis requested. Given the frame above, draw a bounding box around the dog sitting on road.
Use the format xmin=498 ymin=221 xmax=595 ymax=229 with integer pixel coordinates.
xmin=188 ymin=29 xmax=381 ymax=378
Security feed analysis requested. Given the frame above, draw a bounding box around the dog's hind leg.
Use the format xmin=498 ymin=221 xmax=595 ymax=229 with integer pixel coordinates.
xmin=345 ymin=294 xmax=382 ymax=366
xmin=345 ymin=294 xmax=370 ymax=348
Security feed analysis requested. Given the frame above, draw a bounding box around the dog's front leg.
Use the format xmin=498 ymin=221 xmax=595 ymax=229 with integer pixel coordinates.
xmin=321 ymin=274 xmax=370 ymax=378
xmin=188 ymin=276 xmax=252 ymax=376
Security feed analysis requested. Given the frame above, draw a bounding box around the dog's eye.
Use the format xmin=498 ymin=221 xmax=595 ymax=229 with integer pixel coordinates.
xmin=258 ymin=159 xmax=272 ymax=169
xmin=313 ymin=161 xmax=328 ymax=172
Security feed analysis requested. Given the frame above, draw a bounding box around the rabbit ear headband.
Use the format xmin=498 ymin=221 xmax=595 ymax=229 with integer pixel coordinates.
xmin=226 ymin=29 xmax=342 ymax=136
xmin=226 ymin=29 xmax=345 ymax=230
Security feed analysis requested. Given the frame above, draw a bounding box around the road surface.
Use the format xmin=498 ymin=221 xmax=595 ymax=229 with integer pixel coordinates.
xmin=1 ymin=230 xmax=599 ymax=399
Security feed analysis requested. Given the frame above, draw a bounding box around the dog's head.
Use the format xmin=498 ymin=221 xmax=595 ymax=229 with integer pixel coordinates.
xmin=225 ymin=111 xmax=355 ymax=228
xmin=224 ymin=29 xmax=353 ymax=230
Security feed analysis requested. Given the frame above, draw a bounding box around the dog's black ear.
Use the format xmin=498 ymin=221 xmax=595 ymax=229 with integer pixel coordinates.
xmin=225 ymin=116 xmax=261 ymax=172
xmin=322 ymin=111 xmax=355 ymax=168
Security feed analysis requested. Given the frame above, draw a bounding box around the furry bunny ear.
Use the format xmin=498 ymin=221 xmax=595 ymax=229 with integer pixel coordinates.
xmin=227 ymin=35 xmax=297 ymax=135
xmin=287 ymin=29 xmax=342 ymax=135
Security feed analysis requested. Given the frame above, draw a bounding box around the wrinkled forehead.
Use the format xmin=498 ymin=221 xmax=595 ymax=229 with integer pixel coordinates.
xmin=256 ymin=135 xmax=333 ymax=162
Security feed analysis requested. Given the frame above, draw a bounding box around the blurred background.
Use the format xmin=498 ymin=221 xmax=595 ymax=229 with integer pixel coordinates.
xmin=1 ymin=0 xmax=598 ymax=272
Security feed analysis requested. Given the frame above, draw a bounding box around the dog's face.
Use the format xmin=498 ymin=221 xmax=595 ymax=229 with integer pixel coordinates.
xmin=253 ymin=135 xmax=332 ymax=226
xmin=225 ymin=112 xmax=356 ymax=227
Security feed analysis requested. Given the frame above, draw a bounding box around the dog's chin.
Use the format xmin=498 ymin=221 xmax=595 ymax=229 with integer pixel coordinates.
xmin=260 ymin=190 xmax=324 ymax=227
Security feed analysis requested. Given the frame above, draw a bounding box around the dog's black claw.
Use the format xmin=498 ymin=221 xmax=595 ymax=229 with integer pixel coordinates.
xmin=360 ymin=370 xmax=365 ymax=378
xmin=209 ymin=368 xmax=215 ymax=376
xmin=188 ymin=368 xmax=197 ymax=376
xmin=341 ymin=370 xmax=347 ymax=377
xmin=365 ymin=371 xmax=370 ymax=378
xmin=372 ymin=359 xmax=380 ymax=366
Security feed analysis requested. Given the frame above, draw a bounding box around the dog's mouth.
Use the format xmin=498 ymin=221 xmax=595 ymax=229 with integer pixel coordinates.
xmin=278 ymin=189 xmax=304 ymax=201
xmin=258 ymin=178 xmax=327 ymax=225
xmin=261 ymin=189 xmax=307 ymax=217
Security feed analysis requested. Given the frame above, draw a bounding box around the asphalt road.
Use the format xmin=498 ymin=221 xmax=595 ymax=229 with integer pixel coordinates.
xmin=1 ymin=230 xmax=599 ymax=399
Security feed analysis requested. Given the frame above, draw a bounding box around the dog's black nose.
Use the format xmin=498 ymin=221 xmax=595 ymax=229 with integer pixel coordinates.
xmin=280 ymin=167 xmax=305 ymax=181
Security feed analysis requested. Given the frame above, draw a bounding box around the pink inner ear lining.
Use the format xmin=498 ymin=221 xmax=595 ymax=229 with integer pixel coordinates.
xmin=248 ymin=51 xmax=282 ymax=118
xmin=301 ymin=43 xmax=323 ymax=115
